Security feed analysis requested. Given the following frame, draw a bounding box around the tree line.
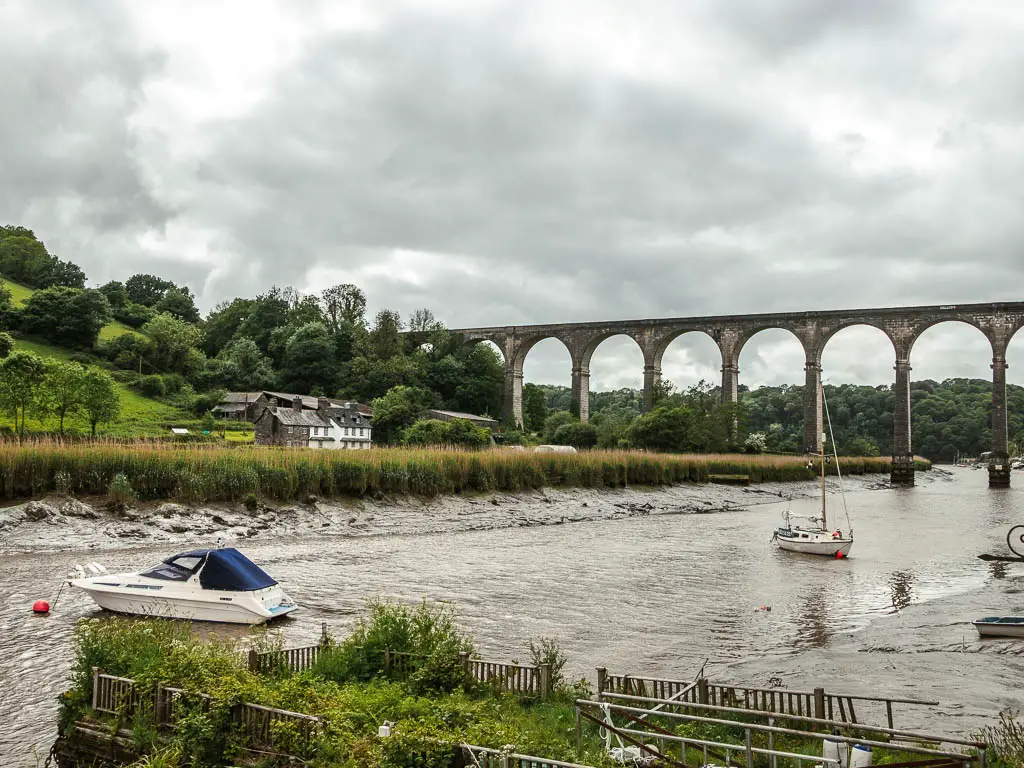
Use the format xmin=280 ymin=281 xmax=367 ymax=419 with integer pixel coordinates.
xmin=2 ymin=222 xmax=1020 ymax=457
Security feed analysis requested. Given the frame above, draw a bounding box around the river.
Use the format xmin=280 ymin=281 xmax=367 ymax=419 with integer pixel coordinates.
xmin=1 ymin=466 xmax=1022 ymax=763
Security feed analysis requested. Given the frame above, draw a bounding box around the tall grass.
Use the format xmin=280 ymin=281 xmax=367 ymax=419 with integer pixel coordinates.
xmin=0 ymin=443 xmax=928 ymax=504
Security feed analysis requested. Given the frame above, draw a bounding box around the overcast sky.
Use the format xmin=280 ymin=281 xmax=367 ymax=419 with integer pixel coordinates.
xmin=3 ymin=0 xmax=1023 ymax=392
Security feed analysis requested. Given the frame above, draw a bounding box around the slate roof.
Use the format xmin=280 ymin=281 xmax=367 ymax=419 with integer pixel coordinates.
xmin=427 ymin=409 xmax=499 ymax=423
xmin=265 ymin=407 xmax=330 ymax=428
xmin=222 ymin=392 xmax=263 ymax=403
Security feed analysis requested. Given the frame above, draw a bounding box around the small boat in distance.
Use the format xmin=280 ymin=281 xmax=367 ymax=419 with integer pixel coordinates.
xmin=773 ymin=381 xmax=853 ymax=558
xmin=70 ymin=547 xmax=297 ymax=625
xmin=973 ymin=616 xmax=1024 ymax=638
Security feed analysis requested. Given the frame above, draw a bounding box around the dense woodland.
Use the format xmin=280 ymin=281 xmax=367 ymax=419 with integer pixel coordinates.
xmin=0 ymin=224 xmax=1020 ymax=458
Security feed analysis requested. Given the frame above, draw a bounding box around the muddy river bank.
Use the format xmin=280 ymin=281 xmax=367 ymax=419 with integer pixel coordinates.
xmin=3 ymin=467 xmax=1023 ymax=764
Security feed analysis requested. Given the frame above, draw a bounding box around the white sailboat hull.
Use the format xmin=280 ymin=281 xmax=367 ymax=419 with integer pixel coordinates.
xmin=775 ymin=528 xmax=853 ymax=557
xmin=71 ymin=574 xmax=297 ymax=625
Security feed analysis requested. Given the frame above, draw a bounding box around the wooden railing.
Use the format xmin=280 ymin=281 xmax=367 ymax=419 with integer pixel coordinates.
xmin=461 ymin=744 xmax=598 ymax=768
xmin=91 ymin=669 xmax=139 ymax=714
xmin=247 ymin=643 xmax=553 ymax=697
xmin=233 ymin=701 xmax=321 ymax=749
xmin=91 ymin=669 xmax=321 ymax=755
xmin=247 ymin=644 xmax=323 ymax=674
xmin=595 ymin=669 xmax=938 ymax=730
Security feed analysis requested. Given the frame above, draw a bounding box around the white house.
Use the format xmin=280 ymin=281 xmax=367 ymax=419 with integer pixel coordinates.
xmin=307 ymin=398 xmax=372 ymax=450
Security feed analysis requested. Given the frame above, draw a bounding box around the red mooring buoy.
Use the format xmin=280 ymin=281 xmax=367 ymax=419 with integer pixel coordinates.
xmin=835 ymin=552 xmax=845 ymax=560
xmin=33 ymin=600 xmax=50 ymax=614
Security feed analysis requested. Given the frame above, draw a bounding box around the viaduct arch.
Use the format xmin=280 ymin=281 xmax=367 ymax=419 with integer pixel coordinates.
xmin=451 ymin=301 xmax=1024 ymax=487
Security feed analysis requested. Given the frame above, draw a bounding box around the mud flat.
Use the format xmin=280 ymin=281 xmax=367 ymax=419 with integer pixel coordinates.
xmin=0 ymin=472 xmax=906 ymax=553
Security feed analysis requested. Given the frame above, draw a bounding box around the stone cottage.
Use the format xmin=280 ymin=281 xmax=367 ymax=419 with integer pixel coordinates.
xmin=253 ymin=395 xmax=373 ymax=449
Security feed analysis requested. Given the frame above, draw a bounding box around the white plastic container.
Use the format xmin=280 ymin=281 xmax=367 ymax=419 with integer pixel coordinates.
xmin=823 ymin=738 xmax=849 ymax=768
xmin=850 ymin=744 xmax=873 ymax=768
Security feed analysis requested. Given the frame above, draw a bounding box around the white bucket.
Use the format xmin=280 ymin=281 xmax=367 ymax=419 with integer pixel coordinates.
xmin=823 ymin=738 xmax=849 ymax=768
xmin=850 ymin=745 xmax=873 ymax=768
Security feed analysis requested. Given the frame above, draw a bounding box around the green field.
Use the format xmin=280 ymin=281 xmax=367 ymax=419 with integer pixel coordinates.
xmin=6 ymin=337 xmax=185 ymax=436
xmin=1 ymin=276 xmax=34 ymax=307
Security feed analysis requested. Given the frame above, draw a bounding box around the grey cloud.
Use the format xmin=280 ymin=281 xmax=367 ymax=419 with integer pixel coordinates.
xmin=0 ymin=0 xmax=172 ymax=279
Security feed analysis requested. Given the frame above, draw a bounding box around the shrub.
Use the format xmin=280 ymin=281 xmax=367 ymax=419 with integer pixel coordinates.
xmin=311 ymin=599 xmax=474 ymax=694
xmin=979 ymin=710 xmax=1024 ymax=768
xmin=54 ymin=469 xmax=73 ymax=495
xmin=139 ymin=374 xmax=167 ymax=398
xmin=552 ymin=422 xmax=598 ymax=449
xmin=527 ymin=636 xmax=568 ymax=690
xmin=107 ymin=473 xmax=136 ymax=511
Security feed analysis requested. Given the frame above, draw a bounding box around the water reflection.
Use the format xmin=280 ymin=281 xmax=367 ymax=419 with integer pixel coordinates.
xmin=989 ymin=561 xmax=1008 ymax=580
xmin=794 ymin=591 xmax=831 ymax=648
xmin=888 ymin=571 xmax=915 ymax=612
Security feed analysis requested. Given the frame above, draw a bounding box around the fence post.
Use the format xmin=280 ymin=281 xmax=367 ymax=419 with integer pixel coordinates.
xmin=814 ymin=688 xmax=826 ymax=721
xmin=500 ymin=753 xmax=512 ymax=768
xmin=698 ymin=677 xmax=709 ymax=705
xmin=745 ymin=727 xmax=754 ymax=768
xmin=384 ymin=648 xmax=392 ymax=675
xmin=539 ymin=663 xmax=552 ymax=698
xmin=247 ymin=649 xmax=259 ymax=672
xmin=155 ymin=682 xmax=163 ymax=726
xmin=885 ymin=700 xmax=894 ymax=730
xmin=91 ymin=667 xmax=99 ymax=711
xmin=596 ymin=667 xmax=607 ymax=701
xmin=459 ymin=651 xmax=470 ymax=680
xmin=320 ymin=621 xmax=328 ymax=647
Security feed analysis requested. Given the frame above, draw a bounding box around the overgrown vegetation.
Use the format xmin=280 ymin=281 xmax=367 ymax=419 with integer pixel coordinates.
xmin=0 ymin=443 xmax=922 ymax=503
xmin=61 ymin=610 xmax=613 ymax=767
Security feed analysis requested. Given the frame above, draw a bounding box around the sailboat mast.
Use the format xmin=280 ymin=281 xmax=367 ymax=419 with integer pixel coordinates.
xmin=820 ymin=381 xmax=827 ymax=531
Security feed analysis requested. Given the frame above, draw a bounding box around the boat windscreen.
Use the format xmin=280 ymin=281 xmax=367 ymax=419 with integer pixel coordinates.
xmin=198 ymin=548 xmax=277 ymax=591
xmin=140 ymin=562 xmax=194 ymax=581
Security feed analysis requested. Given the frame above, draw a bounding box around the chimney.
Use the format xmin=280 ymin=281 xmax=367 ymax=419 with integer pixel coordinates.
xmin=317 ymin=396 xmax=330 ymax=414
xmin=292 ymin=396 xmax=303 ymax=412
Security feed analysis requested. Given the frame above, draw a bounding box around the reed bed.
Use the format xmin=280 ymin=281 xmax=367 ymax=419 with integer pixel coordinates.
xmin=0 ymin=443 xmax=928 ymax=503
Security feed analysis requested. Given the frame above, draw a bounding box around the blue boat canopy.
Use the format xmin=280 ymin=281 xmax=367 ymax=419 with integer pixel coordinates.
xmin=193 ymin=548 xmax=277 ymax=591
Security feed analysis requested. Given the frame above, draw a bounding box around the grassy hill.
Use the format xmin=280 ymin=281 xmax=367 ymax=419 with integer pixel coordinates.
xmin=6 ymin=337 xmax=186 ymax=437
xmin=1 ymin=277 xmax=142 ymax=342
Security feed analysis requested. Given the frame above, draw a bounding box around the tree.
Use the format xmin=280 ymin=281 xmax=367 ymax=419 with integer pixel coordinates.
xmin=321 ymin=284 xmax=367 ymax=330
xmin=627 ymin=406 xmax=697 ymax=453
xmin=50 ymin=259 xmax=86 ymax=288
xmin=279 ymin=322 xmax=338 ymax=394
xmin=408 ymin=308 xmax=439 ymax=333
xmin=125 ymin=273 xmax=176 ymax=306
xmin=41 ymin=360 xmax=86 ymax=433
xmin=0 ymin=351 xmax=47 ymax=437
xmin=368 ymin=309 xmax=404 ymax=360
xmin=0 ymin=332 xmax=12 ymax=359
xmin=523 ymin=383 xmax=547 ymax=433
xmin=0 ymin=234 xmax=59 ymax=287
xmin=21 ymin=287 xmax=112 ymax=348
xmin=80 ymin=368 xmax=121 ymax=436
xmin=202 ymin=298 xmax=254 ymax=356
xmin=370 ymin=385 xmax=434 ymax=444
xmin=403 ymin=418 xmax=491 ymax=448
xmin=216 ymin=337 xmax=276 ymax=391
xmin=99 ymin=281 xmax=129 ymax=308
xmin=142 ymin=313 xmax=204 ymax=374
xmin=542 ymin=410 xmax=576 ymax=443
xmin=236 ymin=287 xmax=291 ymax=360
xmin=552 ymin=421 xmax=598 ymax=448
xmin=154 ymin=286 xmax=200 ymax=323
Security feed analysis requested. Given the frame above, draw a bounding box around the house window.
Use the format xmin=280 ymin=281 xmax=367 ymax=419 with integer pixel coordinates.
xmin=358 ymin=428 xmax=363 ymax=437
xmin=288 ymin=427 xmax=294 ymax=436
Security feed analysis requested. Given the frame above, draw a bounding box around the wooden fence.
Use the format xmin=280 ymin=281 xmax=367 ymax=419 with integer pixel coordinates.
xmin=460 ymin=744 xmax=598 ymax=768
xmin=595 ymin=668 xmax=938 ymax=730
xmin=247 ymin=643 xmax=553 ymax=697
xmin=92 ymin=668 xmax=321 ymax=753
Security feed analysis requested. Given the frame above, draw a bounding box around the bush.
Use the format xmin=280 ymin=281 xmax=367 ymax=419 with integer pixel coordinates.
xmin=139 ymin=374 xmax=167 ymax=398
xmin=403 ymin=418 xmax=491 ymax=449
xmin=311 ymin=599 xmax=474 ymax=694
xmin=552 ymin=422 xmax=598 ymax=449
xmin=744 ymin=432 xmax=767 ymax=454
xmin=107 ymin=473 xmax=136 ymax=511
xmin=527 ymin=637 xmax=568 ymax=690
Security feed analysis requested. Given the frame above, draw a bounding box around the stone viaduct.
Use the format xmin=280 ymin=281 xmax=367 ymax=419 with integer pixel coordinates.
xmin=450 ymin=301 xmax=1024 ymax=487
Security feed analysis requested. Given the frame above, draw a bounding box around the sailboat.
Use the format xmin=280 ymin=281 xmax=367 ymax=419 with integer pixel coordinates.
xmin=773 ymin=381 xmax=854 ymax=558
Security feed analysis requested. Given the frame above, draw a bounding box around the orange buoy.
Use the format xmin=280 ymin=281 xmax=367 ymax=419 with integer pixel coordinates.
xmin=33 ymin=600 xmax=50 ymax=614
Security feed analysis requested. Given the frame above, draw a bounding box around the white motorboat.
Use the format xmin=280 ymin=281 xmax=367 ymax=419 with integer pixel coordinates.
xmin=773 ymin=382 xmax=854 ymax=558
xmin=70 ymin=547 xmax=298 ymax=625
xmin=973 ymin=616 xmax=1024 ymax=638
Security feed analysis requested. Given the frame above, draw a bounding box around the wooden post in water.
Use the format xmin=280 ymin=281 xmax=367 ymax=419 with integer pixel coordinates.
xmin=596 ymin=667 xmax=607 ymax=701
xmin=539 ymin=663 xmax=552 ymax=698
xmin=814 ymin=688 xmax=826 ymax=721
